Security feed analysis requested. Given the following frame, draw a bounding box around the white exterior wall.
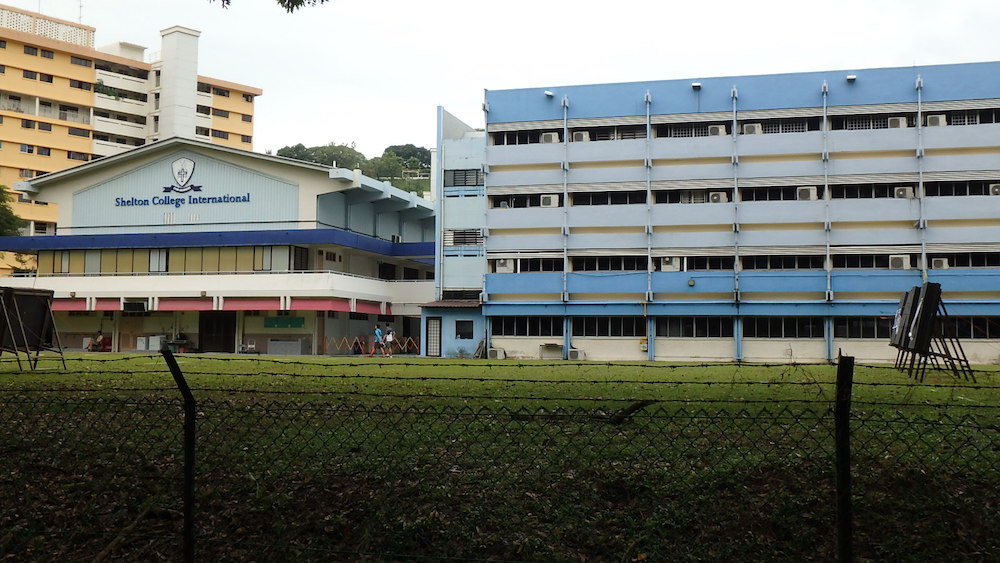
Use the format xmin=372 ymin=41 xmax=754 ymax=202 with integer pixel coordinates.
xmin=570 ymin=337 xmax=648 ymax=362
xmin=157 ymin=26 xmax=200 ymax=140
xmin=742 ymin=340 xmax=828 ymax=363
xmin=654 ymin=338 xmax=736 ymax=362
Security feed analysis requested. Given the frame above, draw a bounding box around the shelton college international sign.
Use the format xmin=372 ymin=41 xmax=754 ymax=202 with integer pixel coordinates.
xmin=114 ymin=157 xmax=251 ymax=209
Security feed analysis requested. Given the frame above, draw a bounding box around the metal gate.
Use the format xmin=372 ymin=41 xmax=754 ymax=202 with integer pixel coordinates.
xmin=425 ymin=317 xmax=441 ymax=357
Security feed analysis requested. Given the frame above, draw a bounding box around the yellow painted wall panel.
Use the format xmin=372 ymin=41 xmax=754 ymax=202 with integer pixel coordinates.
xmin=100 ymin=249 xmax=116 ymax=273
xmin=201 ymin=247 xmax=220 ymax=272
xmin=184 ymin=247 xmax=203 ymax=273
xmin=218 ymin=247 xmax=237 ymax=272
xmin=115 ymin=249 xmax=133 ymax=273
xmin=68 ymin=249 xmax=85 ymax=274
xmin=235 ymin=246 xmax=254 ymax=272
xmin=168 ymin=248 xmax=185 ymax=273
xmin=132 ymin=249 xmax=149 ymax=273
xmin=37 ymin=250 xmax=54 ymax=274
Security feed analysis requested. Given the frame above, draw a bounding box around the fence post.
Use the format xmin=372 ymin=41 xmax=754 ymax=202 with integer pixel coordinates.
xmin=835 ymin=354 xmax=855 ymax=563
xmin=162 ymin=348 xmax=196 ymax=563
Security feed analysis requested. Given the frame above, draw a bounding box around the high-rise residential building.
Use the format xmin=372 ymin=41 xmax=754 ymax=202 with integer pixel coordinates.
xmin=0 ymin=3 xmax=260 ymax=264
xmin=423 ymin=61 xmax=1000 ymax=363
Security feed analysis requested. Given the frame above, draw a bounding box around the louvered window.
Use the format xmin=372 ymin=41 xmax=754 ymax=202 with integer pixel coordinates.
xmin=443 ymin=229 xmax=483 ymax=246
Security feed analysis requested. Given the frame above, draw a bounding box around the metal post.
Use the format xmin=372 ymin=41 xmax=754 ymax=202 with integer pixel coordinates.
xmin=162 ymin=348 xmax=196 ymax=562
xmin=835 ymin=354 xmax=855 ymax=563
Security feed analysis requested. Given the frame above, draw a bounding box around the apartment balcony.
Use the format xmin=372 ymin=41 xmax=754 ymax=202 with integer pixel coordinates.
xmin=0 ymin=98 xmax=90 ymax=125
xmin=94 ymin=93 xmax=148 ymax=115
xmin=95 ymin=69 xmax=149 ymax=93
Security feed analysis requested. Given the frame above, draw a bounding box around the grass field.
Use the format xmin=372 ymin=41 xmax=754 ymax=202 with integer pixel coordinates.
xmin=1 ymin=354 xmax=997 ymax=561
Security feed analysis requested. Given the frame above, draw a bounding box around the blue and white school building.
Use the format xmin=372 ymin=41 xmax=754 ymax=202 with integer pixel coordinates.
xmin=422 ymin=61 xmax=1000 ymax=363
xmin=1 ymin=137 xmax=434 ymax=354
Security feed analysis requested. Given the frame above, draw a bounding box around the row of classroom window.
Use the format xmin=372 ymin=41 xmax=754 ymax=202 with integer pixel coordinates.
xmin=489 ymin=254 xmax=998 ymax=272
xmin=488 ymin=110 xmax=1000 ymax=146
xmin=488 ymin=316 xmax=1000 ymax=339
xmin=480 ymin=182 xmax=1000 ymax=207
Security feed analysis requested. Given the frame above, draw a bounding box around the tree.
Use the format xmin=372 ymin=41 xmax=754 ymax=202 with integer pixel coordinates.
xmin=384 ymin=144 xmax=431 ymax=168
xmin=276 ymin=142 xmax=367 ymax=170
xmin=363 ymin=153 xmax=404 ymax=182
xmin=214 ymin=0 xmax=330 ymax=12
xmin=0 ymin=186 xmax=27 ymax=237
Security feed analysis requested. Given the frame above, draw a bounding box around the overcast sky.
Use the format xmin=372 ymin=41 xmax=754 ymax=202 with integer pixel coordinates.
xmin=10 ymin=0 xmax=1000 ymax=158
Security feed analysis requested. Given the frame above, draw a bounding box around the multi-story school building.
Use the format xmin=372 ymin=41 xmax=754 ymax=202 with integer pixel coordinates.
xmin=0 ymin=137 xmax=434 ymax=354
xmin=424 ymin=61 xmax=1000 ymax=363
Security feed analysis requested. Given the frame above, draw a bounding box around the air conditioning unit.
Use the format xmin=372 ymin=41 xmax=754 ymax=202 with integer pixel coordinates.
xmin=888 ymin=117 xmax=909 ymax=128
xmin=540 ymin=194 xmax=559 ymax=207
xmin=487 ymin=348 xmax=506 ymax=359
xmin=931 ymin=257 xmax=950 ymax=270
xmin=540 ymin=132 xmax=560 ymax=143
xmin=708 ymin=124 xmax=727 ymax=136
xmin=797 ymin=186 xmax=818 ymax=201
xmin=926 ymin=114 xmax=948 ymax=127
xmin=572 ymin=131 xmax=591 ymax=142
xmin=660 ymin=256 xmax=681 ymax=272
xmin=889 ymin=254 xmax=911 ymax=270
xmin=742 ymin=123 xmax=763 ymax=135
xmin=495 ymin=259 xmax=515 ymax=273
xmin=709 ymin=191 xmax=729 ymax=203
xmin=989 ymin=184 xmax=1000 ymax=196
xmin=894 ymin=186 xmax=915 ymax=199
xmin=567 ymin=349 xmax=586 ymax=361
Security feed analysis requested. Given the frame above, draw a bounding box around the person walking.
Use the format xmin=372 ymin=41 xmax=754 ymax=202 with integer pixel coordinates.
xmin=384 ymin=324 xmax=395 ymax=357
xmin=370 ymin=324 xmax=384 ymax=357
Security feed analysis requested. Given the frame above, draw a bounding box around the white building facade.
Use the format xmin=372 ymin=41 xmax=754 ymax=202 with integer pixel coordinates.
xmin=425 ymin=61 xmax=1000 ymax=363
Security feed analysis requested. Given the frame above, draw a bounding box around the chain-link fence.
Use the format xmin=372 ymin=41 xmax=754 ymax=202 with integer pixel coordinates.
xmin=1 ymin=356 xmax=997 ymax=561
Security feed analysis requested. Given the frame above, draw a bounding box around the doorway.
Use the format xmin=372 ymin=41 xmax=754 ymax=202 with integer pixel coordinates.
xmin=199 ymin=311 xmax=237 ymax=352
xmin=425 ymin=317 xmax=441 ymax=357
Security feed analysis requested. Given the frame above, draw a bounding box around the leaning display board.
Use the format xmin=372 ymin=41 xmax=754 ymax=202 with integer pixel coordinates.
xmin=890 ymin=282 xmax=972 ymax=382
xmin=0 ymin=287 xmax=66 ymax=370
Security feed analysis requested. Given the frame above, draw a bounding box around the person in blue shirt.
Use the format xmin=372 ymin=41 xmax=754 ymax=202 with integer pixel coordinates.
xmin=371 ymin=324 xmax=384 ymax=357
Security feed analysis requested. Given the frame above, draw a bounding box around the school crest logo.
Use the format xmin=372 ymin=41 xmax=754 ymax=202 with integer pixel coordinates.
xmin=163 ymin=157 xmax=202 ymax=193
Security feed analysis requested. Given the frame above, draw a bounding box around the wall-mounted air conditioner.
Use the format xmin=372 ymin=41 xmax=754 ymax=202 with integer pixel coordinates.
xmin=660 ymin=256 xmax=681 ymax=272
xmin=931 ymin=257 xmax=950 ymax=270
xmin=495 ymin=259 xmax=515 ymax=273
xmin=708 ymin=124 xmax=727 ymax=136
xmin=889 ymin=254 xmax=910 ymax=270
xmin=709 ymin=191 xmax=729 ymax=203
xmin=572 ymin=131 xmax=590 ymax=142
xmin=540 ymin=194 xmax=559 ymax=207
xmin=990 ymin=184 xmax=1000 ymax=196
xmin=894 ymin=186 xmax=915 ymax=199
xmin=742 ymin=123 xmax=763 ymax=135
xmin=540 ymin=132 xmax=560 ymax=143
xmin=797 ymin=186 xmax=818 ymax=201
xmin=888 ymin=117 xmax=909 ymax=128
xmin=487 ymin=348 xmax=506 ymax=359
xmin=926 ymin=114 xmax=948 ymax=127
xmin=567 ymin=349 xmax=586 ymax=361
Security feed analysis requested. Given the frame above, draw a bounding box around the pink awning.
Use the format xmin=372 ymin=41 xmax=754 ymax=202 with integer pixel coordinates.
xmin=95 ymin=298 xmax=120 ymax=311
xmin=222 ymin=297 xmax=281 ymax=311
xmin=51 ymin=299 xmax=87 ymax=311
xmin=289 ymin=298 xmax=351 ymax=311
xmin=354 ymin=301 xmax=390 ymax=315
xmin=158 ymin=298 xmax=214 ymax=311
